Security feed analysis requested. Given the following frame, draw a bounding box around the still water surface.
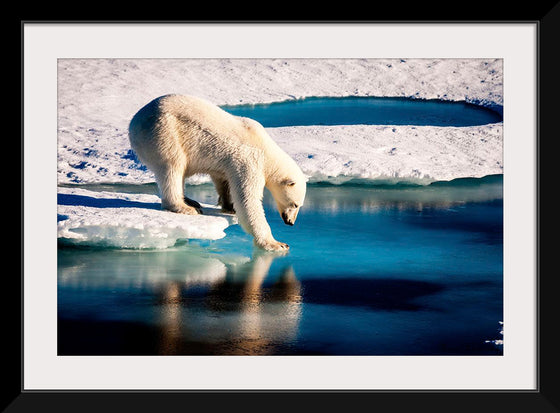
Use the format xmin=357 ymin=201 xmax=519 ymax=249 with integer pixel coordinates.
xmin=220 ymin=97 xmax=503 ymax=127
xmin=58 ymin=176 xmax=503 ymax=355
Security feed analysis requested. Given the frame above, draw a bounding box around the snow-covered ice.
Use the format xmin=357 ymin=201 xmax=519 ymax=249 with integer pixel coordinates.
xmin=57 ymin=58 xmax=503 ymax=185
xmin=57 ymin=58 xmax=503 ymax=247
xmin=57 ymin=186 xmax=235 ymax=249
xmin=270 ymin=123 xmax=502 ymax=184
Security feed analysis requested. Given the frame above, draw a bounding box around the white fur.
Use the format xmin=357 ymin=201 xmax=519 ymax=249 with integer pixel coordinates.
xmin=128 ymin=94 xmax=306 ymax=251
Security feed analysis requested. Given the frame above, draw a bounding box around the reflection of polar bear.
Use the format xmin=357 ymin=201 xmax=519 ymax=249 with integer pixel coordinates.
xmin=129 ymin=94 xmax=307 ymax=251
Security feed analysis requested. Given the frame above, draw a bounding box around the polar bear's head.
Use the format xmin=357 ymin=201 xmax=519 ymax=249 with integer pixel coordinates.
xmin=268 ymin=175 xmax=307 ymax=226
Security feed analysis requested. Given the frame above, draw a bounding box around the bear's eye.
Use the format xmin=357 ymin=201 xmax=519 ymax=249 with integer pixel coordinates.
xmin=293 ymin=203 xmax=299 ymax=208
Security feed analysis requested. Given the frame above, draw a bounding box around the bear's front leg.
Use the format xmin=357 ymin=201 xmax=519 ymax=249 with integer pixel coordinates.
xmin=227 ymin=168 xmax=289 ymax=252
xmin=238 ymin=196 xmax=289 ymax=252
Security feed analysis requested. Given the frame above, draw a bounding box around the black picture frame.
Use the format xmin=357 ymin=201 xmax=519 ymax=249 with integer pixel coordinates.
xmin=14 ymin=6 xmax=557 ymax=412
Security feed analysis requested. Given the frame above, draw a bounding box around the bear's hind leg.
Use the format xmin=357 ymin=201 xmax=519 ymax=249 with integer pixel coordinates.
xmin=212 ymin=175 xmax=235 ymax=214
xmin=182 ymin=170 xmax=203 ymax=214
xmin=184 ymin=196 xmax=203 ymax=214
xmin=156 ymin=163 xmax=199 ymax=215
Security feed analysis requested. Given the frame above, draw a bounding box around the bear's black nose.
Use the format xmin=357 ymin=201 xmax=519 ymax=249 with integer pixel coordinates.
xmin=281 ymin=213 xmax=293 ymax=226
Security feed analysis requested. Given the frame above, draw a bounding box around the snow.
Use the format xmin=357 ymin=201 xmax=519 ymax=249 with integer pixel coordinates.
xmin=270 ymin=123 xmax=502 ymax=184
xmin=57 ymin=186 xmax=235 ymax=249
xmin=57 ymin=58 xmax=503 ymax=247
xmin=485 ymin=321 xmax=504 ymax=347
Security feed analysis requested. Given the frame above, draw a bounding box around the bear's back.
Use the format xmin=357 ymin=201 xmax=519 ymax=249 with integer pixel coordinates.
xmin=159 ymin=95 xmax=239 ymax=135
xmin=161 ymin=95 xmax=274 ymax=150
xmin=129 ymin=94 xmax=279 ymax=170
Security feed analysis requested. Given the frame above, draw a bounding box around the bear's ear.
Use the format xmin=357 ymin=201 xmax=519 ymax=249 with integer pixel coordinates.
xmin=282 ymin=178 xmax=296 ymax=187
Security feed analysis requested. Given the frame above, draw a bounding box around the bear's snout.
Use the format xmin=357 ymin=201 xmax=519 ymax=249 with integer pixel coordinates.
xmin=281 ymin=212 xmax=295 ymax=226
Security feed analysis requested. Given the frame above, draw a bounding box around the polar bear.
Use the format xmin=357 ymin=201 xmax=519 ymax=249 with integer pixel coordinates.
xmin=128 ymin=94 xmax=307 ymax=251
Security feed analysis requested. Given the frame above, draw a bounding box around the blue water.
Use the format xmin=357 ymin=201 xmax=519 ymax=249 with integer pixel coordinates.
xmin=58 ymin=176 xmax=503 ymax=355
xmin=220 ymin=96 xmax=503 ymax=127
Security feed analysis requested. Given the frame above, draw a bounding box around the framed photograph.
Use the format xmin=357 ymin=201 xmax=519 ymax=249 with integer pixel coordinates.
xmin=17 ymin=14 xmax=553 ymax=412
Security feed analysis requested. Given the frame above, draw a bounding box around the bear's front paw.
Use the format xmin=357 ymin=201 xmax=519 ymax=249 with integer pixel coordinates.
xmin=258 ymin=240 xmax=290 ymax=252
